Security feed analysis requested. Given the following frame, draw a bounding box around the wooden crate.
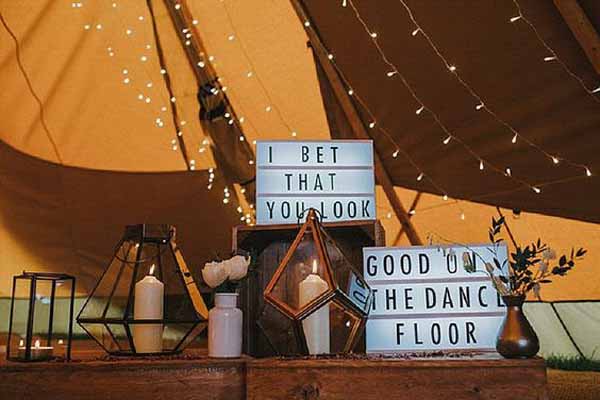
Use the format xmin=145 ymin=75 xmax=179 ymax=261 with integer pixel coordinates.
xmin=233 ymin=220 xmax=385 ymax=357
xmin=0 ymin=350 xmax=246 ymax=400
xmin=246 ymin=355 xmax=549 ymax=400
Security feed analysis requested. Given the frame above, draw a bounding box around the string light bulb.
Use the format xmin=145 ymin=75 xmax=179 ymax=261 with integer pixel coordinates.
xmin=551 ymin=156 xmax=560 ymax=165
xmin=532 ymin=186 xmax=541 ymax=194
xmin=443 ymin=136 xmax=451 ymax=145
xmin=411 ymin=28 xmax=420 ymax=36
xmin=386 ymin=71 xmax=398 ymax=77
xmin=479 ymin=160 xmax=484 ymax=170
xmin=448 ymin=65 xmax=457 ymax=72
xmin=409 ymin=209 xmax=416 ymax=215
xmin=511 ymin=133 xmax=518 ymax=144
xmin=416 ymin=172 xmax=424 ymax=181
xmin=348 ymin=89 xmax=354 ymax=96
xmin=460 ymin=211 xmax=466 ymax=220
xmin=585 ymin=167 xmax=592 ymax=177
xmin=443 ymin=194 xmax=448 ymax=201
xmin=392 ymin=149 xmax=399 ymax=158
xmin=475 ymin=103 xmax=484 ymax=110
xmin=544 ymin=56 xmax=557 ymax=62
xmin=510 ymin=15 xmax=522 ymax=23
xmin=368 ymin=121 xmax=376 ymax=128
xmin=415 ymin=105 xmax=425 ymax=115
xmin=505 ymin=167 xmax=512 ymax=176
xmin=370 ymin=32 xmax=378 ymax=38
xmin=593 ymin=87 xmax=600 ymax=94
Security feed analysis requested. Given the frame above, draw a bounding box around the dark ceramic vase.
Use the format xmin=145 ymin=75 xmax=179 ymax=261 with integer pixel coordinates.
xmin=496 ymin=295 xmax=540 ymax=358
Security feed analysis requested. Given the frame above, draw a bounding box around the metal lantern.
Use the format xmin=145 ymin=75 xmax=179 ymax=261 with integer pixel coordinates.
xmin=77 ymin=224 xmax=208 ymax=355
xmin=7 ymin=272 xmax=75 ymax=362
xmin=263 ymin=209 xmax=373 ymax=355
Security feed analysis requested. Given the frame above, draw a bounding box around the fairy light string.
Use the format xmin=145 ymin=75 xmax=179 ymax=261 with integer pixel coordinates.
xmin=396 ymin=0 xmax=594 ymax=176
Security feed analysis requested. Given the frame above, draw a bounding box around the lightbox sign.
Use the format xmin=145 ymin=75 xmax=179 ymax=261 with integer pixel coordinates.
xmin=255 ymin=140 xmax=375 ymax=225
xmin=363 ymin=244 xmax=508 ymax=353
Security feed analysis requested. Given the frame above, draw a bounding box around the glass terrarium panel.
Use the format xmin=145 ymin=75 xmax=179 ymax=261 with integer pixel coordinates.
xmin=175 ymin=322 xmax=207 ymax=351
xmin=301 ymin=299 xmax=361 ymax=354
xmin=163 ymin=323 xmax=196 ymax=351
xmin=257 ymin=303 xmax=302 ymax=356
xmin=160 ymin=247 xmax=197 ymax=321
xmin=7 ymin=278 xmax=32 ymax=357
xmin=323 ymin=233 xmax=372 ymax=314
xmin=126 ymin=241 xmax=163 ymax=320
xmin=30 ymin=279 xmax=54 ymax=346
xmin=107 ymin=323 xmax=133 ymax=353
xmin=269 ymin=229 xmax=333 ymax=315
xmin=79 ymin=323 xmax=120 ymax=353
xmin=79 ymin=240 xmax=137 ymax=320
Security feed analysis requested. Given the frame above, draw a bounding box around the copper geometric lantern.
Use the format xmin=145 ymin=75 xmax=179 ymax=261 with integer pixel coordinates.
xmin=264 ymin=209 xmax=372 ymax=355
xmin=77 ymin=224 xmax=209 ymax=355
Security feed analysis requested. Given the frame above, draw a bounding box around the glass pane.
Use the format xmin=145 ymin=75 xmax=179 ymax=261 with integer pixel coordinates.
xmin=79 ymin=240 xmax=136 ymax=320
xmin=8 ymin=278 xmax=31 ymax=359
xmin=301 ymin=299 xmax=361 ymax=354
xmin=323 ymin=232 xmax=372 ymax=314
xmin=257 ymin=303 xmax=302 ymax=356
xmin=108 ymin=323 xmax=132 ymax=353
xmin=79 ymin=323 xmax=120 ymax=353
xmin=175 ymin=322 xmax=207 ymax=351
xmin=268 ymin=229 xmax=332 ymax=315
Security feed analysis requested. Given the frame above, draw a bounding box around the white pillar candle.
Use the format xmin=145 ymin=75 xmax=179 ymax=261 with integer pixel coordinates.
xmin=133 ymin=264 xmax=164 ymax=353
xmin=299 ymin=260 xmax=330 ymax=354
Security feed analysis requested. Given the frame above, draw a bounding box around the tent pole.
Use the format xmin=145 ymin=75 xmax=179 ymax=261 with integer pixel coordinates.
xmin=553 ymin=0 xmax=600 ymax=75
xmin=289 ymin=0 xmax=422 ymax=245
xmin=161 ymin=0 xmax=256 ymax=200
xmin=393 ymin=192 xmax=422 ymax=246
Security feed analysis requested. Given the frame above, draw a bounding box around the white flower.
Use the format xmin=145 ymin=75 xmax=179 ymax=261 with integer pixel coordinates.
xmin=225 ymin=255 xmax=250 ymax=281
xmin=201 ymin=261 xmax=228 ymax=288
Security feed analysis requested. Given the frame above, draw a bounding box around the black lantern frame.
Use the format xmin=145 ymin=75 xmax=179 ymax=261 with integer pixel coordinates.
xmin=77 ymin=224 xmax=208 ymax=356
xmin=7 ymin=272 xmax=75 ymax=362
xmin=263 ymin=209 xmax=373 ymax=355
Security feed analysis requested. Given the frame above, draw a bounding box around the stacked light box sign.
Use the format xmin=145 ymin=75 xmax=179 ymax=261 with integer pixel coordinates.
xmin=363 ymin=245 xmax=508 ymax=353
xmin=256 ymin=140 xmax=375 ymax=225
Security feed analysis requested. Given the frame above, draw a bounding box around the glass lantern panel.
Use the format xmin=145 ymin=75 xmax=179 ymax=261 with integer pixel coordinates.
xmin=257 ymin=303 xmax=302 ymax=356
xmin=174 ymin=322 xmax=207 ymax=351
xmin=79 ymin=239 xmax=137 ymax=320
xmin=269 ymin=229 xmax=333 ymax=315
xmin=107 ymin=323 xmax=133 ymax=353
xmin=323 ymin=234 xmax=372 ymax=314
xmin=7 ymin=277 xmax=32 ymax=358
xmin=301 ymin=299 xmax=361 ymax=354
xmin=159 ymin=246 xmax=198 ymax=322
xmin=79 ymin=323 xmax=120 ymax=353
xmin=51 ymin=278 xmax=75 ymax=357
xmin=163 ymin=323 xmax=197 ymax=351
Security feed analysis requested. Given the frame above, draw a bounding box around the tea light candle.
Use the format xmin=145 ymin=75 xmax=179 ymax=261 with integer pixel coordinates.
xmin=18 ymin=339 xmax=54 ymax=361
xmin=299 ymin=260 xmax=330 ymax=354
xmin=133 ymin=264 xmax=164 ymax=353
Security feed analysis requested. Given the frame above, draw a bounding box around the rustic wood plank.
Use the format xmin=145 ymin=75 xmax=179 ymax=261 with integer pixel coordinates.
xmin=247 ymin=356 xmax=548 ymax=400
xmin=288 ymin=0 xmax=422 ymax=245
xmin=554 ymin=0 xmax=600 ymax=75
xmin=0 ymin=351 xmax=246 ymax=400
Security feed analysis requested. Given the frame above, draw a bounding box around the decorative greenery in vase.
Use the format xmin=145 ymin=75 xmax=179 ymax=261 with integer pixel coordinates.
xmin=201 ymin=253 xmax=253 ymax=293
xmin=470 ymin=216 xmax=587 ymax=298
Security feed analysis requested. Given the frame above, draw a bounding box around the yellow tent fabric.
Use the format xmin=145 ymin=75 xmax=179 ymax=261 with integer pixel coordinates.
xmin=0 ymin=0 xmax=598 ymax=303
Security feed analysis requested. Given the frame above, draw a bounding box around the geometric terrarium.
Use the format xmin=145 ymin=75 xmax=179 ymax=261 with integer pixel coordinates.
xmin=264 ymin=209 xmax=372 ymax=355
xmin=77 ymin=224 xmax=209 ymax=355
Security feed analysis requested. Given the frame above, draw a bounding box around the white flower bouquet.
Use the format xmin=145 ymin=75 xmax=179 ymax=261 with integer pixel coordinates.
xmin=201 ymin=254 xmax=252 ymax=293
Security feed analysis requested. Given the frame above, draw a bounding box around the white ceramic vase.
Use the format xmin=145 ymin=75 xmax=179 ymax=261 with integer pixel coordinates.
xmin=208 ymin=293 xmax=243 ymax=358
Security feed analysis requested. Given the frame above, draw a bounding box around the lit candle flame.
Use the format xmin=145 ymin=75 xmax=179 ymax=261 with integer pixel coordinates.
xmin=149 ymin=264 xmax=156 ymax=276
xmin=34 ymin=339 xmax=40 ymax=349
xmin=19 ymin=339 xmax=24 ymax=347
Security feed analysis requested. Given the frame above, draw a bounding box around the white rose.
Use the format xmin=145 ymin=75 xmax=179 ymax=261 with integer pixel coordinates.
xmin=201 ymin=261 xmax=228 ymax=288
xmin=226 ymin=255 xmax=250 ymax=281
xmin=542 ymin=248 xmax=557 ymax=260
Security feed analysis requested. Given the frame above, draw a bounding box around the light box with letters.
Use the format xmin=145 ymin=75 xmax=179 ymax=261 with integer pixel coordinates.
xmin=363 ymin=244 xmax=508 ymax=353
xmin=255 ymin=140 xmax=375 ymax=225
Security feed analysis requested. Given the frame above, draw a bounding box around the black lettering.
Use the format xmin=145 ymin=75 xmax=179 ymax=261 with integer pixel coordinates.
xmin=372 ymin=288 xmax=378 ymax=311
xmin=269 ymin=146 xmax=273 ymax=163
xmin=478 ymin=286 xmax=488 ymax=308
xmin=447 ymin=254 xmax=458 ymax=273
xmin=386 ymin=288 xmax=397 ymax=311
xmin=383 ymin=255 xmax=394 ymax=276
xmin=404 ymin=287 xmax=414 ymax=310
xmin=328 ymin=173 xmax=336 ymax=190
xmin=298 ymin=173 xmax=308 ymax=191
xmin=313 ymin=174 xmax=323 ymax=191
xmin=348 ymin=201 xmax=357 ymax=218
xmin=266 ymin=201 xmax=275 ymax=219
xmin=301 ymin=146 xmax=309 ymax=162
xmin=361 ymin=200 xmax=371 ymax=217
xmin=281 ymin=202 xmax=291 ymax=219
xmin=396 ymin=323 xmax=405 ymax=345
xmin=466 ymin=322 xmax=477 ymax=344
xmin=431 ymin=323 xmax=441 ymax=345
xmin=449 ymin=323 xmax=459 ymax=345
xmin=419 ymin=253 xmax=430 ymax=274
xmin=400 ymin=254 xmax=411 ymax=275
xmin=366 ymin=255 xmax=377 ymax=277
xmin=331 ymin=146 xmax=339 ymax=163
xmin=333 ymin=201 xmax=343 ymax=218
xmin=316 ymin=146 xmax=324 ymax=163
xmin=285 ymin=173 xmax=293 ymax=191
xmin=414 ymin=323 xmax=423 ymax=345
xmin=442 ymin=287 xmax=454 ymax=309
xmin=459 ymin=286 xmax=471 ymax=308
xmin=425 ymin=287 xmax=436 ymax=309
